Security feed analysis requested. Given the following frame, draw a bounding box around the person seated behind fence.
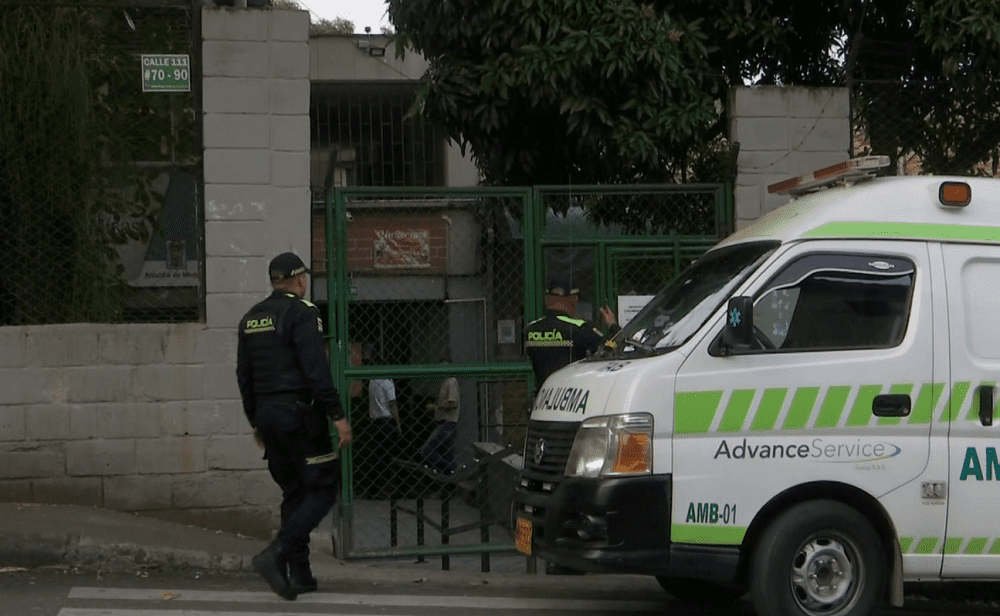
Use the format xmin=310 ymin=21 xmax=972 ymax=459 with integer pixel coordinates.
xmin=419 ymin=358 xmax=460 ymax=475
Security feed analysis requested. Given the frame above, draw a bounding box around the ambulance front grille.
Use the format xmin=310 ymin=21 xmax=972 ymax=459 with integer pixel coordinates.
xmin=521 ymin=420 xmax=579 ymax=485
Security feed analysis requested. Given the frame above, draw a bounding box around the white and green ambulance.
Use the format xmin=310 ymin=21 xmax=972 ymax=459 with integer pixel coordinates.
xmin=513 ymin=157 xmax=1000 ymax=616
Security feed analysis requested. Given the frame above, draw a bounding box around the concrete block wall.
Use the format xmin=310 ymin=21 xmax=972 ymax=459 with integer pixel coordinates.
xmin=0 ymin=324 xmax=279 ymax=536
xmin=0 ymin=7 xmax=311 ymax=538
xmin=204 ymin=6 xmax=312 ymax=329
xmin=730 ymin=86 xmax=850 ymax=229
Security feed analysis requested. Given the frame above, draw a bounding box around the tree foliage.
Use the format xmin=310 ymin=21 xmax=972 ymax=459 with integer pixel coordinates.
xmin=659 ymin=0 xmax=1000 ymax=175
xmin=0 ymin=6 xmax=182 ymax=324
xmin=388 ymin=0 xmax=721 ymax=186
xmin=392 ymin=0 xmax=1000 ymax=184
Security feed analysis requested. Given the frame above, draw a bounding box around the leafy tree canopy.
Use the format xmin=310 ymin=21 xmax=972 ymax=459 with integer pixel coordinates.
xmin=391 ymin=0 xmax=1000 ymax=182
xmin=388 ymin=0 xmax=721 ymax=185
xmin=657 ymin=0 xmax=1000 ymax=174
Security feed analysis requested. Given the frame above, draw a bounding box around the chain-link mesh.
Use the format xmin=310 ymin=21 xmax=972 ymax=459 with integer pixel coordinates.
xmin=319 ymin=186 xmax=726 ymax=566
xmin=538 ymin=186 xmax=725 ymax=326
xmin=326 ymin=192 xmax=529 ymax=566
xmin=852 ymin=79 xmax=1000 ymax=177
xmin=0 ymin=1 xmax=201 ymax=325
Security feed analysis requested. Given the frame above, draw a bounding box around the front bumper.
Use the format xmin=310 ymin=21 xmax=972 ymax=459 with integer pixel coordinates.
xmin=516 ymin=474 xmax=672 ymax=574
xmin=514 ymin=473 xmax=741 ymax=580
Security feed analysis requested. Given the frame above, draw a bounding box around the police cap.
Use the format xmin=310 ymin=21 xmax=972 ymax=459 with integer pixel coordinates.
xmin=546 ymin=278 xmax=579 ymax=297
xmin=269 ymin=252 xmax=311 ymax=282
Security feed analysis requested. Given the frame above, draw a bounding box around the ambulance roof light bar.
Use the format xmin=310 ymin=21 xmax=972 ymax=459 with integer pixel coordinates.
xmin=768 ymin=156 xmax=891 ymax=197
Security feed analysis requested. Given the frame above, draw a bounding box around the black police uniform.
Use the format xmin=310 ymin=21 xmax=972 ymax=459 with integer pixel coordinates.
xmin=525 ymin=309 xmax=611 ymax=389
xmin=236 ymin=289 xmax=344 ymax=594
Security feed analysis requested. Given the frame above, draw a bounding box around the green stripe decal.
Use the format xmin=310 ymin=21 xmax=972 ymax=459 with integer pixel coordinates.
xmin=966 ymin=538 xmax=988 ymax=555
xmin=751 ymin=388 xmax=788 ymax=431
xmin=944 ymin=538 xmax=963 ymax=555
xmin=816 ymin=386 xmax=851 ymax=428
xmin=989 ymin=539 xmax=1000 ymax=555
xmin=910 ymin=383 xmax=944 ymax=425
xmin=671 ymin=524 xmax=747 ymax=545
xmin=915 ymin=537 xmax=939 ymax=554
xmin=804 ymin=221 xmax=1000 ymax=242
xmin=719 ymin=389 xmax=755 ymax=432
xmin=878 ymin=383 xmax=914 ymax=425
xmin=783 ymin=387 xmax=819 ymax=430
xmin=675 ymin=391 xmax=723 ymax=434
xmin=942 ymin=381 xmax=972 ymax=423
xmin=899 ymin=536 xmax=914 ymax=553
xmin=847 ymin=385 xmax=883 ymax=427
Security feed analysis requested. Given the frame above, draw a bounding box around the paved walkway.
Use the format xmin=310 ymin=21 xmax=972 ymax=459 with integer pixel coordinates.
xmin=0 ymin=502 xmax=655 ymax=593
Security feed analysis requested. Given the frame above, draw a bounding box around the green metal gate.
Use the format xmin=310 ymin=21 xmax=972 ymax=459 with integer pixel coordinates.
xmin=322 ymin=183 xmax=730 ymax=568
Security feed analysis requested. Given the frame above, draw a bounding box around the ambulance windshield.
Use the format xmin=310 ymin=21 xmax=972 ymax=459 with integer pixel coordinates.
xmin=608 ymin=241 xmax=779 ymax=356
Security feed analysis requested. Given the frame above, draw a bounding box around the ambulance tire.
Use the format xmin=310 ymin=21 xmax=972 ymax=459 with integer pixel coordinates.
xmin=655 ymin=576 xmax=746 ymax=604
xmin=750 ymin=500 xmax=886 ymax=616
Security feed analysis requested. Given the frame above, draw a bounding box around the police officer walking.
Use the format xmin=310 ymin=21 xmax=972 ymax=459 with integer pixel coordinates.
xmin=236 ymin=252 xmax=352 ymax=601
xmin=525 ymin=279 xmax=619 ymax=390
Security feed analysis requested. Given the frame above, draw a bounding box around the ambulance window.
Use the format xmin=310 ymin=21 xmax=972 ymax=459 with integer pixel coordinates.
xmin=754 ymin=254 xmax=914 ymax=351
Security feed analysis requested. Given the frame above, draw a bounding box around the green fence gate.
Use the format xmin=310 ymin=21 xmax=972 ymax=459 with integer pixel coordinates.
xmin=321 ymin=183 xmax=730 ymax=569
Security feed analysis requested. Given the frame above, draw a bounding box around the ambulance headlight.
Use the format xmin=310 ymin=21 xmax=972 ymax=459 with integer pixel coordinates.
xmin=564 ymin=413 xmax=653 ymax=478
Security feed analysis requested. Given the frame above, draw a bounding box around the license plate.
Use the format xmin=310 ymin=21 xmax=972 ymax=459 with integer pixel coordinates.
xmin=515 ymin=517 xmax=532 ymax=555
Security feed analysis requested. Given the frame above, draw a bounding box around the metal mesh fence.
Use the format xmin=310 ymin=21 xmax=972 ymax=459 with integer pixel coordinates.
xmin=320 ymin=185 xmax=727 ymax=565
xmin=852 ymin=79 xmax=1000 ymax=177
xmin=323 ymin=191 xmax=531 ymax=564
xmin=0 ymin=1 xmax=202 ymax=325
xmin=537 ymin=185 xmax=727 ymax=327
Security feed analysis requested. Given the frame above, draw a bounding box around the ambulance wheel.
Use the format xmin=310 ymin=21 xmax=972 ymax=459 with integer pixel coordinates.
xmin=751 ymin=500 xmax=885 ymax=616
xmin=655 ymin=576 xmax=745 ymax=604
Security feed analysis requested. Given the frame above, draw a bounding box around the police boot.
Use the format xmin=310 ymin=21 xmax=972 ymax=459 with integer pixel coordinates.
xmin=288 ymin=560 xmax=318 ymax=594
xmin=252 ymin=541 xmax=298 ymax=600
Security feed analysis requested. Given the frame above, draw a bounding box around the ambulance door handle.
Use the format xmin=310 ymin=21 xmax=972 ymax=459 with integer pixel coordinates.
xmin=978 ymin=385 xmax=993 ymax=427
xmin=872 ymin=394 xmax=910 ymax=417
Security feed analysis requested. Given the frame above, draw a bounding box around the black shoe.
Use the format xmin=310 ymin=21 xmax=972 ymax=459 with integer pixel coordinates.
xmin=288 ymin=559 xmax=318 ymax=594
xmin=252 ymin=545 xmax=297 ymax=601
xmin=289 ymin=573 xmax=318 ymax=594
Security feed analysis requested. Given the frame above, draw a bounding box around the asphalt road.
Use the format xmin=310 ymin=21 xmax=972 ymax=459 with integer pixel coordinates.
xmin=2 ymin=566 xmax=999 ymax=616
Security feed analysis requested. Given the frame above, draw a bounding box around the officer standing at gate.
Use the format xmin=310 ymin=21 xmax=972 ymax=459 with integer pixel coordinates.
xmin=525 ymin=279 xmax=620 ymax=392
xmin=236 ymin=252 xmax=352 ymax=601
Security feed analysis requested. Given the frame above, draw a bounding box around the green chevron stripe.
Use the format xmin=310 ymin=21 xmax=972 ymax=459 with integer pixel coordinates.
xmin=783 ymin=387 xmax=820 ymax=430
xmin=941 ymin=381 xmax=972 ymax=422
xmin=847 ymin=385 xmax=884 ymax=427
xmin=751 ymin=388 xmax=788 ymax=431
xmin=719 ymin=389 xmax=755 ymax=432
xmin=675 ymin=391 xmax=723 ymax=434
xmin=965 ymin=538 xmax=988 ymax=555
xmin=816 ymin=386 xmax=851 ymax=428
xmin=915 ymin=537 xmax=939 ymax=554
xmin=944 ymin=538 xmax=963 ymax=555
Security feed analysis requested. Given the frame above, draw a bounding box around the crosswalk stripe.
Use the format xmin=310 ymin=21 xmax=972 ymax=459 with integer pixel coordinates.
xmin=68 ymin=587 xmax=666 ymax=612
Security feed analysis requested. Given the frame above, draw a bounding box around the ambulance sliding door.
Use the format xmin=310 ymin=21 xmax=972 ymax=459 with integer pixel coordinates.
xmin=941 ymin=243 xmax=1000 ymax=578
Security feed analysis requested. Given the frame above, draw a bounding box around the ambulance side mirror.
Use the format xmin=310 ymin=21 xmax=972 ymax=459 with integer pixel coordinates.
xmin=721 ymin=296 xmax=754 ymax=351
